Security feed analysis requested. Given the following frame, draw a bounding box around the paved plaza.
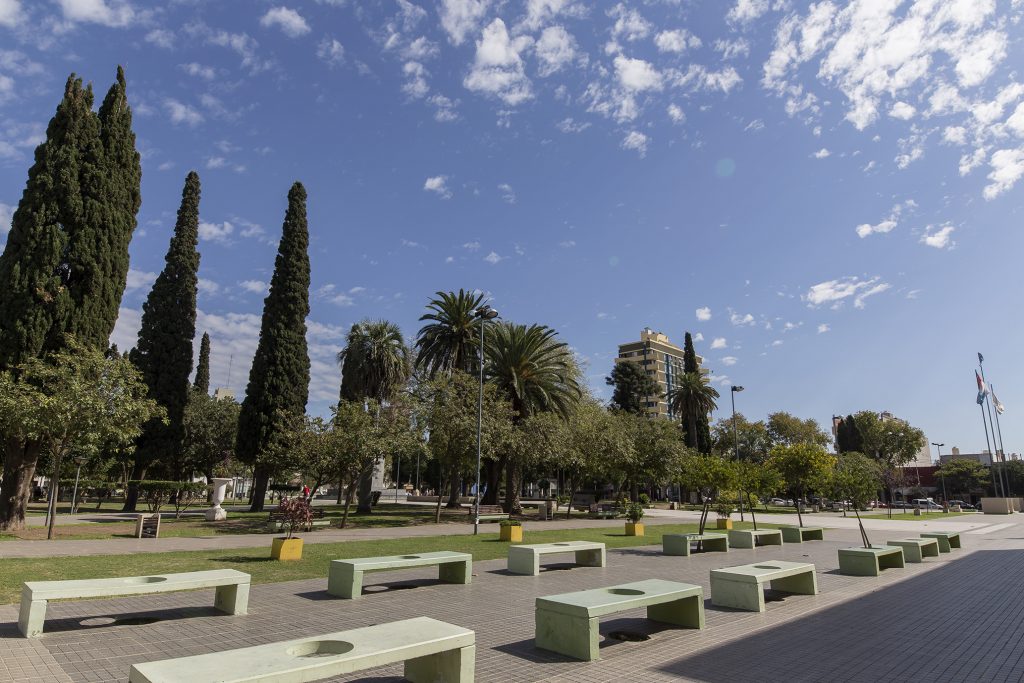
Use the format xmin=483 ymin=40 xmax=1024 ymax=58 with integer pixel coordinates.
xmin=1 ymin=517 xmax=1022 ymax=682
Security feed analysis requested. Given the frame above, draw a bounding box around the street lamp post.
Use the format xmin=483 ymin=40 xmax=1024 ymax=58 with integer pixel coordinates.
xmin=932 ymin=442 xmax=946 ymax=503
xmin=731 ymin=386 xmax=745 ymax=521
xmin=472 ymin=305 xmax=498 ymax=535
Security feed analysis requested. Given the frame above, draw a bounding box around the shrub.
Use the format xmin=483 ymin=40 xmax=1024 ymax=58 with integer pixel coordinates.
xmin=714 ymin=499 xmax=734 ymax=518
xmin=500 ymin=519 xmax=522 ymax=527
xmin=638 ymin=493 xmax=651 ymax=506
xmin=625 ymin=501 xmax=645 ymax=523
xmin=276 ymin=497 xmax=313 ymax=539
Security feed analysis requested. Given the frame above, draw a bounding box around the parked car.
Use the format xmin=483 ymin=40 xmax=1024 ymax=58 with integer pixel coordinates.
xmin=948 ymin=500 xmax=976 ymax=510
xmin=769 ymin=497 xmax=793 ymax=506
xmin=911 ymin=498 xmax=943 ymax=510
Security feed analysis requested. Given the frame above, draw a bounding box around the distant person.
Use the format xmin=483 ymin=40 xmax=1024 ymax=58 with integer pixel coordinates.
xmin=302 ymin=485 xmax=311 ymax=500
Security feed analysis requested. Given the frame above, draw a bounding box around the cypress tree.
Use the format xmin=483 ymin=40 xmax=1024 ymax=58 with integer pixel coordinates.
xmin=124 ymin=172 xmax=201 ymax=509
xmin=194 ymin=332 xmax=211 ymax=395
xmin=236 ymin=183 xmax=311 ymax=512
xmin=682 ymin=332 xmax=713 ymax=453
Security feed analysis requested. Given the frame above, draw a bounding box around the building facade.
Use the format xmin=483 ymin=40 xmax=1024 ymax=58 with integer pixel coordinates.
xmin=615 ymin=328 xmax=703 ymax=420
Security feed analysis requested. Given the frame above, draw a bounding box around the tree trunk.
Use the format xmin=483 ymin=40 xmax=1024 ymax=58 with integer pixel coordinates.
xmin=122 ymin=461 xmax=147 ymax=512
xmin=336 ymin=477 xmax=344 ymax=504
xmin=503 ymin=457 xmax=521 ymax=514
xmin=0 ymin=438 xmax=41 ymax=531
xmin=340 ymin=483 xmax=356 ymax=529
xmin=747 ymin=492 xmax=758 ymax=531
xmin=248 ymin=465 xmax=270 ymax=512
xmin=434 ymin=466 xmax=447 ymax=523
xmin=482 ymin=459 xmax=501 ymax=505
xmin=356 ymin=467 xmax=373 ymax=514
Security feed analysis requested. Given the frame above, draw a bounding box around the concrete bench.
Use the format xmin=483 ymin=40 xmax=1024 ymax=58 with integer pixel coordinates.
xmin=267 ymin=518 xmax=332 ymax=532
xmin=710 ymin=561 xmax=818 ymax=612
xmin=837 ymin=546 xmax=906 ymax=576
xmin=19 ymin=569 xmax=249 ymax=638
xmin=887 ymin=538 xmax=940 ymax=563
xmin=663 ymin=533 xmax=728 ymax=556
xmin=327 ymin=551 xmax=472 ymax=599
xmin=468 ymin=505 xmax=509 ymax=522
xmin=128 ymin=616 xmax=475 ymax=683
xmin=780 ymin=526 xmax=825 ymax=543
xmin=535 ymin=579 xmax=704 ymax=661
xmin=508 ymin=541 xmax=605 ymax=576
xmin=727 ymin=528 xmax=783 ymax=549
xmin=921 ymin=531 xmax=961 ymax=553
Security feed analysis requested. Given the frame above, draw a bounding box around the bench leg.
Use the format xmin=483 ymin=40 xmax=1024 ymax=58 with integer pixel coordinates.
xmin=662 ymin=536 xmax=691 ymax=556
xmin=18 ymin=597 xmax=46 ymax=638
xmin=327 ymin=564 xmax=363 ymax=599
xmin=647 ymin=594 xmax=705 ymax=629
xmin=949 ymin=536 xmax=961 ymax=549
xmin=711 ymin=578 xmax=764 ymax=612
xmin=902 ymin=547 xmax=923 ymax=563
xmin=708 ymin=539 xmax=729 ymax=553
xmin=439 ymin=560 xmax=472 ymax=585
xmin=536 ymin=608 xmax=599 ymax=661
xmin=405 ymin=644 xmax=476 ymax=682
xmin=214 ymin=582 xmax=249 ymax=615
xmin=575 ymin=548 xmax=605 ymax=568
xmin=770 ymin=571 xmax=818 ymax=596
xmin=508 ymin=550 xmax=539 ymax=576
xmin=728 ymin=532 xmax=753 ymax=549
xmin=879 ymin=551 xmax=905 ymax=570
xmin=781 ymin=528 xmax=802 ymax=543
xmin=838 ymin=554 xmax=880 ymax=577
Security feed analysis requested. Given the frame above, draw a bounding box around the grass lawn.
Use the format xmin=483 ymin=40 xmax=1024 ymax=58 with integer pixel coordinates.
xmin=0 ymin=521 xmax=776 ymax=605
xmin=858 ymin=511 xmax=973 ymax=520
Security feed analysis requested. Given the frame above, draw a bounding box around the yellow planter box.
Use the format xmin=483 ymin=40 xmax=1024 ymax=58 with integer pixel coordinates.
xmin=271 ymin=537 xmax=304 ymax=561
xmin=625 ymin=522 xmax=644 ymax=536
xmin=500 ymin=525 xmax=523 ymax=542
xmin=716 ymin=518 xmax=733 ymax=530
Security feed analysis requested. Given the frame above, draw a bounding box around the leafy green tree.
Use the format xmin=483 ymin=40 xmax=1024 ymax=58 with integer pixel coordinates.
xmin=1003 ymin=460 xmax=1024 ymax=497
xmin=711 ymin=412 xmax=771 ymax=461
xmin=935 ymin=458 xmax=990 ymax=499
xmin=125 ymin=172 xmax=201 ymax=509
xmin=767 ymin=442 xmax=836 ymax=527
xmin=553 ymin=398 xmax=632 ymax=517
xmin=669 ymin=372 xmax=719 ymax=453
xmin=0 ymin=342 xmax=163 ymax=535
xmin=766 ymin=412 xmax=831 ymax=449
xmin=236 ymin=183 xmax=311 ymax=512
xmin=735 ymin=459 xmax=783 ymax=530
xmin=414 ymin=289 xmax=486 ymax=378
xmin=854 ymin=410 xmax=926 ymax=514
xmin=682 ymin=332 xmax=712 ymax=451
xmin=183 ymin=392 xmax=239 ymax=486
xmin=626 ymin=414 xmax=687 ymax=500
xmin=829 ymin=452 xmax=882 ymax=547
xmin=677 ymin=452 xmax=735 ymax=534
xmin=485 ymin=322 xmax=582 ymax=513
xmin=835 ymin=414 xmax=864 ymax=453
xmin=606 ymin=361 xmax=660 ymax=415
xmin=337 ymin=319 xmax=411 ymax=512
xmin=193 ymin=332 xmax=211 ymax=395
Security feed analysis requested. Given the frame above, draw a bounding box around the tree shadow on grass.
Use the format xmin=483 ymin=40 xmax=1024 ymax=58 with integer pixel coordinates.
xmin=209 ymin=556 xmax=275 ymax=564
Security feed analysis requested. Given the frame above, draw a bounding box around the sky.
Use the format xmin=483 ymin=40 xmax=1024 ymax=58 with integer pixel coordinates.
xmin=1 ymin=0 xmax=1023 ymax=459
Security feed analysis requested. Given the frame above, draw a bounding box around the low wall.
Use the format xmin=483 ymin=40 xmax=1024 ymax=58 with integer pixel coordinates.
xmin=981 ymin=497 xmax=1015 ymax=515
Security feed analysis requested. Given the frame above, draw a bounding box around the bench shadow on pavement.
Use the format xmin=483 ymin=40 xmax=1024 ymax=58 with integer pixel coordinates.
xmin=654 ymin=550 xmax=1024 ymax=682
xmin=494 ymin=615 xmax=685 ymax=663
xmin=0 ymin=605 xmax=220 ymax=638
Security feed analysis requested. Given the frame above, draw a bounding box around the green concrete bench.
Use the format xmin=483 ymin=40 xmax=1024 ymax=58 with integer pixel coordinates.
xmin=467 ymin=504 xmax=509 ymax=522
xmin=19 ymin=569 xmax=249 ymax=638
xmin=921 ymin=531 xmax=961 ymax=553
xmin=710 ymin=561 xmax=818 ymax=612
xmin=663 ymin=533 xmax=729 ymax=556
xmin=327 ymin=551 xmax=472 ymax=599
xmin=887 ymin=538 xmax=940 ymax=563
xmin=128 ymin=616 xmax=475 ymax=683
xmin=535 ymin=579 xmax=704 ymax=661
xmin=267 ymin=518 xmax=332 ymax=532
xmin=727 ymin=528 xmax=783 ymax=549
xmin=508 ymin=541 xmax=605 ymax=576
xmin=780 ymin=526 xmax=825 ymax=543
xmin=837 ymin=546 xmax=905 ymax=576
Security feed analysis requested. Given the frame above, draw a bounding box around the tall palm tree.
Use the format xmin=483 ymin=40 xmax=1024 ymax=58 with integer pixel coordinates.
xmin=486 ymin=322 xmax=582 ymax=512
xmin=414 ymin=289 xmax=486 ymax=378
xmin=337 ymin=320 xmax=411 ymax=512
xmin=669 ymin=372 xmax=720 ymax=451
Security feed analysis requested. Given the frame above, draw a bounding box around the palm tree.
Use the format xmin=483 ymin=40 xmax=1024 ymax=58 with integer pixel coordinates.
xmin=486 ymin=322 xmax=582 ymax=512
xmin=337 ymin=320 xmax=411 ymax=512
xmin=669 ymin=372 xmax=720 ymax=451
xmin=415 ymin=289 xmax=486 ymax=378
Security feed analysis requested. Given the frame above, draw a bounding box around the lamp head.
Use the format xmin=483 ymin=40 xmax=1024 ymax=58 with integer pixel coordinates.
xmin=731 ymin=385 xmax=744 ymax=392
xmin=473 ymin=305 xmax=498 ymax=320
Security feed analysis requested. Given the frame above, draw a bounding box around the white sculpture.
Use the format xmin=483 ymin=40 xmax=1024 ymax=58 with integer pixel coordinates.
xmin=206 ymin=478 xmax=232 ymax=521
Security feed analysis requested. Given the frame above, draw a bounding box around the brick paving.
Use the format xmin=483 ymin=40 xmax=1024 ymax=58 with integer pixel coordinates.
xmin=0 ymin=521 xmax=1021 ymax=682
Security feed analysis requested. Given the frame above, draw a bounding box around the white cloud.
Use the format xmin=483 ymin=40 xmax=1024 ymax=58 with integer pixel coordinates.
xmin=943 ymin=126 xmax=968 ymax=145
xmin=180 ymin=62 xmax=216 ymax=80
xmin=556 ymin=117 xmax=590 ymax=133
xmin=484 ymin=251 xmax=502 ymax=264
xmin=317 ymin=38 xmax=345 ymax=67
xmin=428 ymin=94 xmax=459 ymax=122
xmin=498 ymin=183 xmax=516 ymax=203
xmin=145 ymin=28 xmax=174 ymax=49
xmin=693 ymin=333 xmax=704 ymax=342
xmin=614 ymin=55 xmax=662 ymax=92
xmin=519 ymin=0 xmax=585 ymax=32
xmin=260 ymin=6 xmax=310 ymax=38
xmin=199 ymin=220 xmax=234 ymax=244
xmin=125 ymin=268 xmax=156 ymax=292
xmin=423 ymin=175 xmax=452 ymax=199
xmin=889 ymin=101 xmax=916 ymax=120
xmin=402 ymin=61 xmax=430 ymax=98
xmin=1006 ymin=103 xmax=1024 ymax=138
xmin=620 ymin=130 xmax=648 ymax=157
xmin=535 ymin=25 xmax=578 ymax=77
xmin=0 ymin=0 xmax=24 ymax=27
xmin=715 ymin=38 xmax=750 ymax=60
xmin=57 ymin=0 xmax=134 ymax=27
xmin=920 ymin=224 xmax=955 ymax=249
xmin=710 ymin=337 xmax=727 ymax=350
xmin=238 ymin=279 xmax=268 ymax=294
xmin=728 ymin=0 xmax=768 ymax=24
xmin=817 ymin=323 xmax=830 ymax=334
xmin=655 ymin=29 xmax=701 ymax=53
xmin=464 ymin=19 xmax=533 ymax=105
xmin=730 ymin=312 xmax=755 ymax=326
xmin=187 ymin=22 xmax=270 ymax=74
xmin=462 ymin=241 xmax=481 ymax=251
xmin=440 ymin=0 xmax=491 ymax=46
xmin=206 ymin=156 xmax=227 ymax=169
xmin=197 ymin=278 xmax=220 ymax=295
xmin=984 ymin=148 xmax=1024 ymax=199
xmin=855 ymin=218 xmax=897 ymax=239
xmin=0 ymin=201 xmax=12 ymax=236
xmin=812 ymin=147 xmax=830 ymax=159
xmin=695 ymin=306 xmax=711 ymax=321
xmin=720 ymin=356 xmax=738 ymax=366
xmin=164 ymin=99 xmax=203 ymax=127
xmin=608 ymin=3 xmax=651 ymax=42
xmin=667 ymin=104 xmax=685 ymax=124
xmin=559 ymin=240 xmax=575 ymax=248
xmin=804 ymin=276 xmax=891 ymax=309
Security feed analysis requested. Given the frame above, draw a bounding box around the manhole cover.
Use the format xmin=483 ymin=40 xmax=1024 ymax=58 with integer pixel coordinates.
xmin=80 ymin=617 xmax=116 ymax=627
xmin=114 ymin=616 xmax=161 ymax=626
xmin=607 ymin=630 xmax=650 ymax=642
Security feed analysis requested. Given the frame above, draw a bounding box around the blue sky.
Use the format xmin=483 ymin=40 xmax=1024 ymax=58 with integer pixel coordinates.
xmin=1 ymin=0 xmax=1023 ymax=458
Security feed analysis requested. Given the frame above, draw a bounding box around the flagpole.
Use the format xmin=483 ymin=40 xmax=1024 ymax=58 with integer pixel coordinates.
xmin=976 ymin=369 xmax=999 ymax=497
xmin=979 ymin=357 xmax=1008 ymax=497
xmin=990 ymin=381 xmax=1010 ymax=496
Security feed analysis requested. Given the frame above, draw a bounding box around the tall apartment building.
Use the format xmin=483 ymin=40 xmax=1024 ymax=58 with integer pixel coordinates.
xmin=615 ymin=328 xmax=703 ymax=420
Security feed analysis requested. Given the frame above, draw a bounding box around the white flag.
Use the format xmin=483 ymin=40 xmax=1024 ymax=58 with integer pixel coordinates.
xmin=992 ymin=390 xmax=1006 ymax=415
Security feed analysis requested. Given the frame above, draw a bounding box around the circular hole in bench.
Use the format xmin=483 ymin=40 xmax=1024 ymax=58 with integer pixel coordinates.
xmin=753 ymin=565 xmax=780 ymax=570
xmin=287 ymin=640 xmax=355 ymax=658
xmin=553 ymin=543 xmax=572 ymax=546
xmin=399 ymin=555 xmax=421 ymax=559
xmin=607 ymin=630 xmax=650 ymax=642
xmin=607 ymin=588 xmax=644 ymax=596
xmin=123 ymin=577 xmax=167 ymax=584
